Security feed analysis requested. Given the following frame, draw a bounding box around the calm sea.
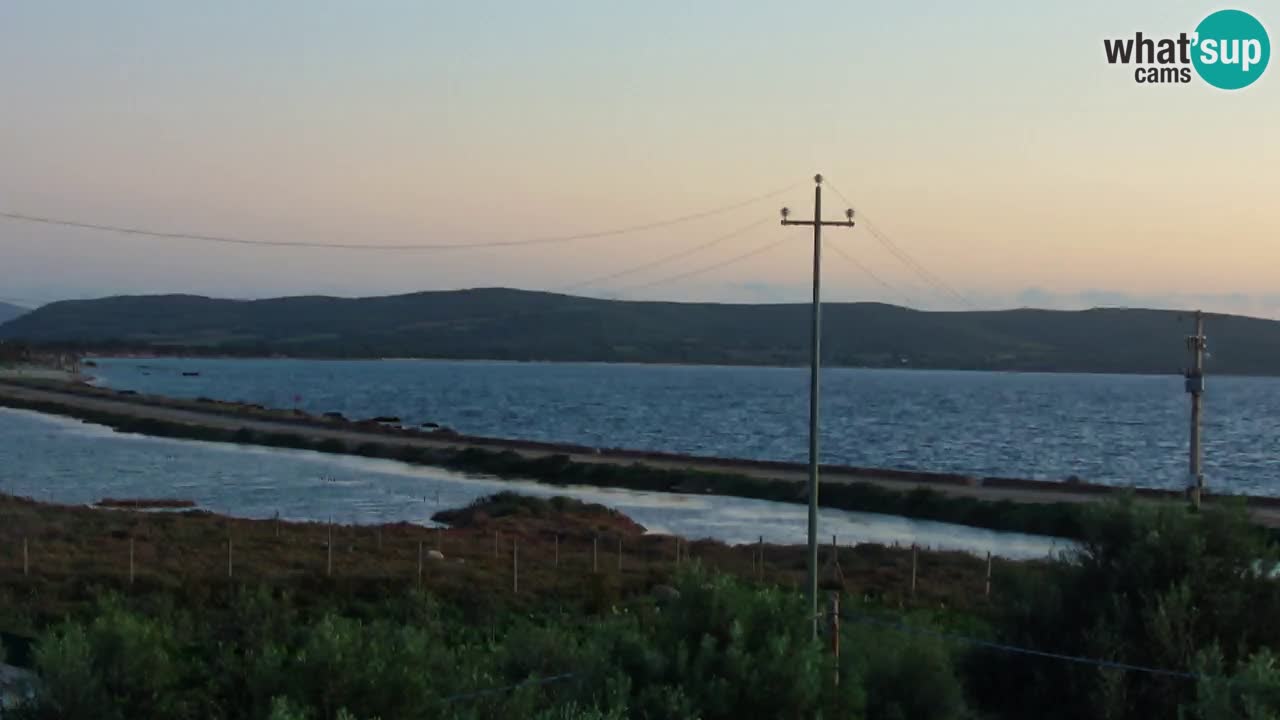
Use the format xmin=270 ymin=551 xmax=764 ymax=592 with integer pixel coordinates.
xmin=88 ymin=357 xmax=1280 ymax=495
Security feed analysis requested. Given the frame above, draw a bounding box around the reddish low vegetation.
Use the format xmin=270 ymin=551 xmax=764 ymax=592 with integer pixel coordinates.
xmin=432 ymin=492 xmax=646 ymax=539
xmin=0 ymin=491 xmax=1003 ymax=633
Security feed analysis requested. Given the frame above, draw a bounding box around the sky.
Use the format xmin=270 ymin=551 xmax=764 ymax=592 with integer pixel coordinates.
xmin=0 ymin=1 xmax=1276 ymax=315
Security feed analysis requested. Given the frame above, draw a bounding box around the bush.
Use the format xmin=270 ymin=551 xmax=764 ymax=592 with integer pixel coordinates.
xmin=974 ymin=499 xmax=1280 ymax=720
xmin=849 ymin=624 xmax=964 ymax=720
xmin=1187 ymin=647 xmax=1280 ymax=720
xmin=29 ymin=599 xmax=186 ymax=720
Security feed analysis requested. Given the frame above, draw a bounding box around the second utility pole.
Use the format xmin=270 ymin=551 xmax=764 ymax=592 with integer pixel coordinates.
xmin=782 ymin=174 xmax=855 ymax=639
xmin=1186 ymin=310 xmax=1207 ymax=509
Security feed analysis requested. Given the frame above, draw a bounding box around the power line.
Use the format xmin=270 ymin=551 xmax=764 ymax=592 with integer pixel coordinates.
xmin=824 ymin=238 xmax=913 ymax=307
xmin=824 ymin=181 xmax=975 ymax=308
xmin=840 ymin=611 xmax=1199 ymax=680
xmin=0 ymin=182 xmax=801 ymax=252
xmin=441 ymin=672 xmax=579 ymax=704
xmin=862 ymin=219 xmax=974 ymax=308
xmin=615 ymin=235 xmax=790 ymax=294
xmin=559 ymin=217 xmax=771 ymax=292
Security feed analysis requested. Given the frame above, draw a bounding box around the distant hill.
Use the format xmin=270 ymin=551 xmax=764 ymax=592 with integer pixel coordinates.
xmin=0 ymin=301 xmax=27 ymax=325
xmin=1 ymin=288 xmax=1276 ymax=374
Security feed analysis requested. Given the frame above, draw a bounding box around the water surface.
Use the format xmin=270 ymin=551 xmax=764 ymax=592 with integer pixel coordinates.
xmin=0 ymin=407 xmax=1064 ymax=559
xmin=89 ymin=357 xmax=1280 ymax=494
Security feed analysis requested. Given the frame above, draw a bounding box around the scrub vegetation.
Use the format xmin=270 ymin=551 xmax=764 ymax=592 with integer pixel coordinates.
xmin=2 ymin=493 xmax=1279 ymax=719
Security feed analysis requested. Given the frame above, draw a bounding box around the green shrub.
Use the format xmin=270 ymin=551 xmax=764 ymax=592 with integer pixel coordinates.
xmin=1187 ymin=647 xmax=1280 ymax=720
xmin=849 ymin=624 xmax=964 ymax=720
xmin=29 ymin=599 xmax=186 ymax=720
xmin=975 ymin=499 xmax=1280 ymax=720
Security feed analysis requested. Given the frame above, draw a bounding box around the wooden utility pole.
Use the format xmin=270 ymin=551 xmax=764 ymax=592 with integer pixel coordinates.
xmin=984 ymin=551 xmax=992 ymax=598
xmin=1186 ymin=311 xmax=1207 ymax=509
xmin=828 ymin=592 xmax=841 ymax=686
xmin=781 ymin=174 xmax=856 ymax=638
xmin=910 ymin=544 xmax=918 ymax=598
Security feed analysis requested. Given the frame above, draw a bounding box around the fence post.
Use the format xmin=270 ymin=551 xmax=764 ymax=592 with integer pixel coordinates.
xmin=592 ymin=536 xmax=598 ymax=573
xmin=985 ymin=551 xmax=992 ymax=597
xmin=757 ymin=535 xmax=764 ymax=579
xmin=910 ymin=544 xmax=918 ymax=598
xmin=22 ymin=537 xmax=28 ymax=577
xmin=513 ymin=538 xmax=519 ymax=594
xmin=417 ymin=540 xmax=424 ymax=586
xmin=227 ymin=534 xmax=234 ymax=579
xmin=327 ymin=521 xmax=334 ymax=577
xmin=494 ymin=531 xmax=499 ymax=559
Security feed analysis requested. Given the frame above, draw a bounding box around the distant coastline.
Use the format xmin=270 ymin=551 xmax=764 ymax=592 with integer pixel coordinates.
xmin=3 ymin=289 xmax=1273 ymax=375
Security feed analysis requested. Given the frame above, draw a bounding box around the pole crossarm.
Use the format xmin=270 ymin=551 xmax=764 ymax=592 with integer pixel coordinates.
xmin=780 ymin=219 xmax=856 ymax=228
xmin=779 ymin=173 xmax=856 ymax=640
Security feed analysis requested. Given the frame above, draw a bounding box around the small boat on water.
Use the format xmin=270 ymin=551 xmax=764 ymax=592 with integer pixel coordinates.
xmin=182 ymin=371 xmax=200 ymax=377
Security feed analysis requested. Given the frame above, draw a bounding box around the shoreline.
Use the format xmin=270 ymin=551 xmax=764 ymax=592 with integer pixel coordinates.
xmin=72 ymin=351 xmax=1280 ymax=378
xmin=2 ymin=377 xmax=1277 ymax=537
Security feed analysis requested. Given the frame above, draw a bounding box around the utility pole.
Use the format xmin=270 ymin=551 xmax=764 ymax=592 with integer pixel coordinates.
xmin=1185 ymin=310 xmax=1207 ymax=509
xmin=781 ymin=174 xmax=855 ymax=638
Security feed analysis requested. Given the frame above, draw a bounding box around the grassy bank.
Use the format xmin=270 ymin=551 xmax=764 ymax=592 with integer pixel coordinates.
xmin=2 ymin=495 xmax=1279 ymax=719
xmin=0 ymin=492 xmax=999 ymax=633
xmin=0 ymin=391 xmax=1096 ymax=540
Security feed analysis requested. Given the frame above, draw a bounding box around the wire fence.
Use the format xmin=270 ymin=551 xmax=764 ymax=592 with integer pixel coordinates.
xmin=0 ymin=499 xmax=1001 ymax=610
xmin=440 ymin=672 xmax=580 ymax=704
xmin=6 ymin=497 xmax=1270 ymax=713
xmin=838 ymin=610 xmax=1200 ymax=681
xmin=0 ymin=496 xmax=811 ymax=603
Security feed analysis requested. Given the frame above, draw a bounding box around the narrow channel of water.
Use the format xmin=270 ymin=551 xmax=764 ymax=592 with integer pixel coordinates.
xmin=0 ymin=407 xmax=1070 ymax=559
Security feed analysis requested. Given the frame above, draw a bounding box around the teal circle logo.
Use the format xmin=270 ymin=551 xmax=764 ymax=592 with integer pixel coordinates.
xmin=1193 ymin=9 xmax=1270 ymax=89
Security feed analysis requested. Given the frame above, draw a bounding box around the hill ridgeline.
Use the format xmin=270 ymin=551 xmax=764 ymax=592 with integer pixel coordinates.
xmin=1 ymin=288 xmax=1276 ymax=374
